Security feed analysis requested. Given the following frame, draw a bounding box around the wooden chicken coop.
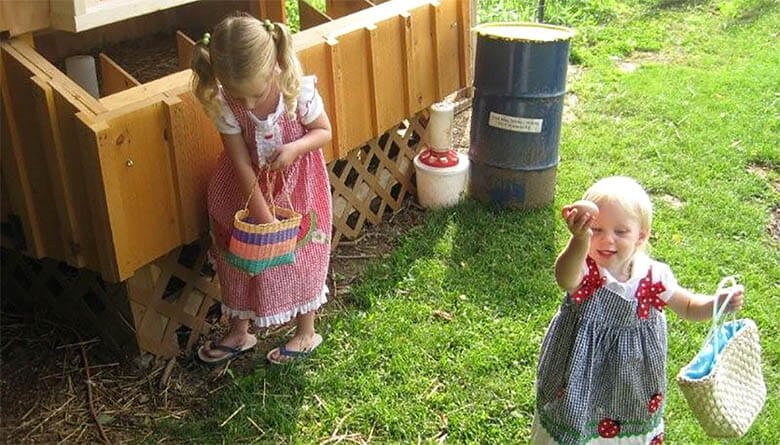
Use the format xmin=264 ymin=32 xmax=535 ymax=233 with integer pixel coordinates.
xmin=0 ymin=0 xmax=472 ymax=358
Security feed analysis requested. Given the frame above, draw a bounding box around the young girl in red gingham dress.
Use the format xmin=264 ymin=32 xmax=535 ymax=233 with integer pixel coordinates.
xmin=191 ymin=12 xmax=332 ymax=364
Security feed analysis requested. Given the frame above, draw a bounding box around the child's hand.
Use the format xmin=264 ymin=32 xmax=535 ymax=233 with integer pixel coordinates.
xmin=716 ymin=285 xmax=745 ymax=314
xmin=561 ymin=200 xmax=598 ymax=240
xmin=269 ymin=144 xmax=299 ymax=170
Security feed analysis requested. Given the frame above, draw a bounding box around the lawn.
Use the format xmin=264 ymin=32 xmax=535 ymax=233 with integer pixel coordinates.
xmin=160 ymin=0 xmax=779 ymax=442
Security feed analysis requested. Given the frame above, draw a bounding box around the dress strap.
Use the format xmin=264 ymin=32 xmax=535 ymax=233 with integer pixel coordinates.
xmin=572 ymin=256 xmax=605 ymax=304
xmin=635 ymin=266 xmax=667 ymax=319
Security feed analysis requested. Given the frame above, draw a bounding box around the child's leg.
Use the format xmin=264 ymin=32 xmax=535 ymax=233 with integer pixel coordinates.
xmin=267 ymin=311 xmax=320 ymax=363
xmin=295 ymin=310 xmax=316 ymax=337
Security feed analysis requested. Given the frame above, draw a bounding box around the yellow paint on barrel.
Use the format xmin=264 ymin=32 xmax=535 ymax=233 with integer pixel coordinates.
xmin=473 ymin=22 xmax=575 ymax=43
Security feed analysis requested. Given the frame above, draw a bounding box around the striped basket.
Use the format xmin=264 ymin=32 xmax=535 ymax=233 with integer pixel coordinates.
xmin=226 ymin=170 xmax=302 ymax=276
xmin=676 ymin=277 xmax=766 ymax=438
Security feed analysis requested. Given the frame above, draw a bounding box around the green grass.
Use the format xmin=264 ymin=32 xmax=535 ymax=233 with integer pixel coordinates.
xmin=161 ymin=0 xmax=780 ymax=442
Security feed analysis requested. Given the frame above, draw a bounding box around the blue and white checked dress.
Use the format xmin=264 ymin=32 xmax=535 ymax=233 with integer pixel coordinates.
xmin=532 ymin=255 xmax=678 ymax=445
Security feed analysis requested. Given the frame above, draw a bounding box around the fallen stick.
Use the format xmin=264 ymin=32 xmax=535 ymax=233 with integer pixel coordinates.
xmin=56 ymin=338 xmax=100 ymax=349
xmin=80 ymin=343 xmax=112 ymax=444
xmin=219 ymin=404 xmax=245 ymax=427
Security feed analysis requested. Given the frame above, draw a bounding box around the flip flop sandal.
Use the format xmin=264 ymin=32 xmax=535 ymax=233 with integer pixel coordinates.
xmin=266 ymin=333 xmax=323 ymax=365
xmin=197 ymin=335 xmax=258 ymax=365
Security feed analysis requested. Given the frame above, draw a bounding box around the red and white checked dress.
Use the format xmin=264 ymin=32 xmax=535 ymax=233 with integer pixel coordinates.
xmin=206 ymin=76 xmax=331 ymax=327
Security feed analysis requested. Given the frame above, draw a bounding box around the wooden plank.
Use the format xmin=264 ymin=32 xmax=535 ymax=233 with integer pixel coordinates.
xmin=100 ymin=70 xmax=192 ymax=112
xmin=325 ymin=39 xmax=345 ymax=158
xmin=29 ymin=76 xmax=80 ymax=265
xmin=436 ymin=0 xmax=462 ymax=94
xmin=99 ymin=53 xmax=141 ymax=97
xmin=297 ymin=44 xmax=336 ymax=161
xmin=176 ymin=31 xmax=196 ymax=71
xmin=0 ymin=93 xmax=29 ymax=251
xmin=0 ymin=45 xmax=63 ymax=259
xmin=0 ymin=0 xmax=50 ymax=36
xmin=163 ymin=93 xmax=223 ymax=243
xmin=258 ymin=0 xmax=288 ymax=23
xmin=399 ymin=12 xmax=414 ymax=116
xmin=294 ymin=0 xmax=432 ymax=49
xmin=367 ymin=15 xmax=406 ymax=134
xmin=326 ymin=0 xmax=374 ymax=19
xmin=74 ymin=117 xmax=120 ymax=281
xmin=430 ymin=2 xmax=443 ymax=99
xmin=408 ymin=4 xmax=436 ymax=113
xmin=330 ymin=29 xmax=373 ymax=156
xmin=51 ymin=84 xmax=102 ymax=271
xmin=299 ymin=0 xmax=332 ymax=30
xmin=457 ymin=0 xmax=470 ymax=88
xmin=84 ymin=99 xmax=183 ymax=282
xmin=1 ymin=52 xmax=10 ymax=229
xmin=364 ymin=25 xmax=380 ymax=136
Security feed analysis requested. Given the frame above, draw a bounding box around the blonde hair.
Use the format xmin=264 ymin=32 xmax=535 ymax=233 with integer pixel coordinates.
xmin=191 ymin=12 xmax=302 ymax=121
xmin=583 ymin=176 xmax=653 ymax=250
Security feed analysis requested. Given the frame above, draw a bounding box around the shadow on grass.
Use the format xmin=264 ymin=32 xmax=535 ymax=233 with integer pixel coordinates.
xmin=727 ymin=0 xmax=779 ymax=25
xmin=353 ymin=199 xmax=558 ymax=316
xmin=646 ymin=0 xmax=710 ymax=11
xmin=337 ymin=199 xmax=559 ymax=438
xmin=159 ymin=199 xmax=560 ymax=442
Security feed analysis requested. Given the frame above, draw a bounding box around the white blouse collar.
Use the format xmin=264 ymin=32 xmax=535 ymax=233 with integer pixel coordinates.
xmin=597 ymin=253 xmax=652 ymax=285
xmin=248 ymin=92 xmax=286 ymax=125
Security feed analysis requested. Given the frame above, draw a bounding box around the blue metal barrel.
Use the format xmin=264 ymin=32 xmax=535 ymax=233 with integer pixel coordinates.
xmin=468 ymin=23 xmax=574 ymax=208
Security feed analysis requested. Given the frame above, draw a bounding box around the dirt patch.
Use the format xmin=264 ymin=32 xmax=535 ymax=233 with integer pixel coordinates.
xmin=0 ymin=197 xmax=426 ymax=443
xmin=611 ymin=50 xmax=685 ymax=73
xmin=564 ymin=65 xmax=584 ymax=123
xmin=563 ymin=93 xmax=580 ymax=123
xmin=452 ymin=103 xmax=471 ymax=153
xmin=770 ymin=207 xmax=780 ymax=244
xmin=746 ymin=162 xmax=780 ymax=244
xmin=659 ymin=193 xmax=685 ymax=210
xmin=619 ymin=62 xmax=639 ymax=73
xmin=748 ymin=162 xmax=780 ymax=194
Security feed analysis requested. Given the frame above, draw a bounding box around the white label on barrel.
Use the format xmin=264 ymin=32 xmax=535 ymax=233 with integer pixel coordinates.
xmin=488 ymin=112 xmax=543 ymax=133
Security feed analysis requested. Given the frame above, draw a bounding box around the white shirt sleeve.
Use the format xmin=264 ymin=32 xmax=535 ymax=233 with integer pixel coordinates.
xmin=653 ymin=261 xmax=680 ymax=302
xmin=206 ymin=89 xmax=242 ymax=134
xmin=297 ymin=75 xmax=325 ymax=126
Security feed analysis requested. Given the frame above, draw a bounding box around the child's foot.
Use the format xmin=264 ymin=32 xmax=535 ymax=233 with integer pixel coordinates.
xmin=200 ymin=332 xmax=257 ymax=360
xmin=267 ymin=333 xmax=323 ymax=365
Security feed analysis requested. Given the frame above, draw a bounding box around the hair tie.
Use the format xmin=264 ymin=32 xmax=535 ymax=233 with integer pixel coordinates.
xmin=263 ymin=19 xmax=275 ymax=32
xmin=202 ymin=32 xmax=211 ymax=46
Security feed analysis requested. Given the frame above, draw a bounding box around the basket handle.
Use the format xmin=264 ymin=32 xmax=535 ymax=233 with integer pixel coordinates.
xmin=704 ymin=275 xmax=740 ymax=365
xmin=242 ymin=168 xmax=295 ymax=219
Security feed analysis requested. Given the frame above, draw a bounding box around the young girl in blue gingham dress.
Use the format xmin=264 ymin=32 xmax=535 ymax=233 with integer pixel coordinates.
xmin=532 ymin=177 xmax=745 ymax=445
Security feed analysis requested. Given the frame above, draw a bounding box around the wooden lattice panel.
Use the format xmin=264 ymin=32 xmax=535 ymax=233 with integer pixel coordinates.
xmin=2 ymin=113 xmax=425 ymax=359
xmin=329 ymin=113 xmax=423 ymax=246
xmin=124 ymin=236 xmax=222 ymax=358
xmin=0 ymin=247 xmax=138 ymax=357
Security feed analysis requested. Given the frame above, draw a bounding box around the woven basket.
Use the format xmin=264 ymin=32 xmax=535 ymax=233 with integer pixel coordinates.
xmin=676 ymin=277 xmax=766 ymax=439
xmin=226 ymin=169 xmax=302 ymax=276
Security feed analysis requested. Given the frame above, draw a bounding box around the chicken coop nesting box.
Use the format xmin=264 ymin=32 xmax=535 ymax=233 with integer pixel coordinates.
xmin=1 ymin=0 xmax=473 ymax=358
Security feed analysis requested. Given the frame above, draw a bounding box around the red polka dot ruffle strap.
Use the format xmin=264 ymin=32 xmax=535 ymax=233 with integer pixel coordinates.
xmin=636 ymin=267 xmax=666 ymax=319
xmin=572 ymin=257 xmax=606 ymax=304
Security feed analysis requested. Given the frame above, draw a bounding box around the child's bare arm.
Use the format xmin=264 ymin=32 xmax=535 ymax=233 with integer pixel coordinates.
xmin=666 ymin=286 xmax=745 ymax=321
xmin=222 ymin=132 xmax=276 ymax=223
xmin=555 ymin=206 xmax=597 ymax=292
xmin=269 ymin=112 xmax=332 ymax=170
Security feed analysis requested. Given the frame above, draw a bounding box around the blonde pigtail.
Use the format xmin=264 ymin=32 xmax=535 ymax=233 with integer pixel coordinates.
xmin=271 ymin=22 xmax=302 ymax=116
xmin=191 ymin=41 xmax=222 ymax=121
